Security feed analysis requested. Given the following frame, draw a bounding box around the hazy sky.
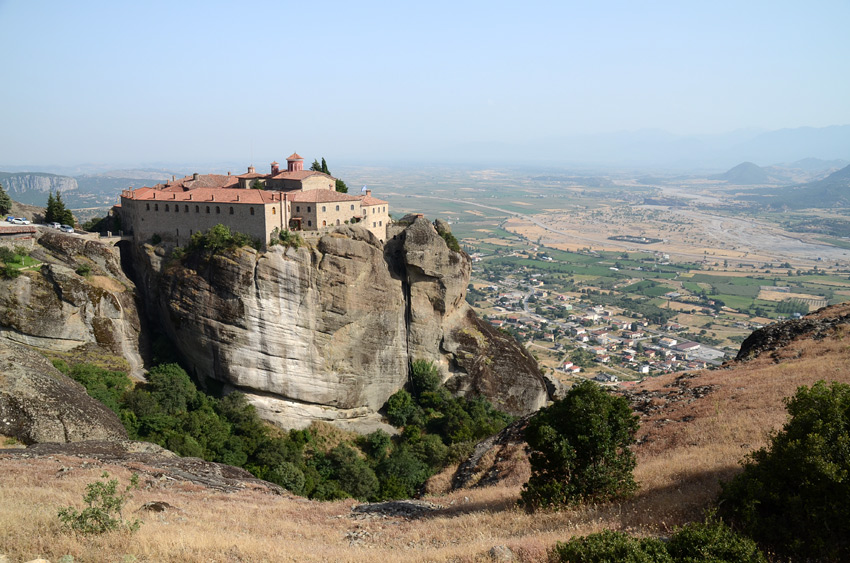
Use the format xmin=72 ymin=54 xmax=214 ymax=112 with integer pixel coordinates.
xmin=2 ymin=0 xmax=848 ymax=167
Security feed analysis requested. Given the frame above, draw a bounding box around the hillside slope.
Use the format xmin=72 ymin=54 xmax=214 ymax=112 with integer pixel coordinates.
xmin=3 ymin=305 xmax=850 ymax=561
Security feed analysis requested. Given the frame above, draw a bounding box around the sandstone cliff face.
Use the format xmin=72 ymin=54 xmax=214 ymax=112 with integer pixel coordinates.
xmin=0 ymin=231 xmax=145 ymax=378
xmin=0 ymin=337 xmax=128 ymax=444
xmin=0 ymin=173 xmax=77 ymax=199
xmin=136 ymin=218 xmax=548 ymax=431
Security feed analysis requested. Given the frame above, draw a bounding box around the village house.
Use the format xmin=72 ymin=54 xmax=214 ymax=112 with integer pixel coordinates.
xmin=117 ymin=153 xmax=390 ymax=246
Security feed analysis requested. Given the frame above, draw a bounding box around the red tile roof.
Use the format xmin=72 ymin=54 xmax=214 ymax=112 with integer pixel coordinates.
xmin=124 ymin=187 xmax=282 ymax=204
xmin=153 ymin=174 xmax=238 ymax=190
xmin=270 ymin=170 xmax=332 ymax=181
xmin=288 ymin=190 xmax=362 ymax=203
xmin=287 ymin=153 xmax=303 ymax=161
xmin=359 ymin=194 xmax=388 ymax=206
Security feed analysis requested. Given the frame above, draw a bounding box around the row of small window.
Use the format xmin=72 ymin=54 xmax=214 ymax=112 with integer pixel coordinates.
xmin=145 ymin=203 xmax=270 ymax=216
xmin=370 ymin=206 xmax=386 ymax=214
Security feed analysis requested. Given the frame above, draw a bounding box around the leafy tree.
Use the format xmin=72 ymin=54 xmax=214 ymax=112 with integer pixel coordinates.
xmin=521 ymin=380 xmax=639 ymax=511
xmin=719 ymin=380 xmax=850 ymax=561
xmin=410 ymin=359 xmax=441 ymax=397
xmin=310 ymin=159 xmax=321 ymax=172
xmin=0 ymin=182 xmax=12 ymax=215
xmin=385 ymin=389 xmax=418 ymax=426
xmin=267 ymin=461 xmax=306 ymax=495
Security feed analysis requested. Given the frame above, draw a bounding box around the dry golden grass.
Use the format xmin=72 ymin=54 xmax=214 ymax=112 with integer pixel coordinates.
xmin=4 ymin=329 xmax=850 ymax=561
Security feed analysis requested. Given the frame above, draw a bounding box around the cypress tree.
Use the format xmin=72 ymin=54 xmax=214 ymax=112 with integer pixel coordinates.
xmin=0 ymin=183 xmax=12 ymax=215
xmin=45 ymin=191 xmax=57 ymax=223
xmin=321 ymin=158 xmax=329 ymax=175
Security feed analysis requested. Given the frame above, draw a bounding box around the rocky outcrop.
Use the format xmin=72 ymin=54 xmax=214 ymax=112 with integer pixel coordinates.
xmin=0 ymin=231 xmax=144 ymax=377
xmin=1 ymin=439 xmax=282 ymax=494
xmin=736 ymin=303 xmax=850 ymax=362
xmin=0 ymin=337 xmax=127 ymax=444
xmin=135 ymin=218 xmax=548 ymax=431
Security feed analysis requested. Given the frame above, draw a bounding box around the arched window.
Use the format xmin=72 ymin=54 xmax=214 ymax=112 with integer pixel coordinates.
xmin=195 ymin=205 xmax=199 ymax=213
xmin=296 ymin=206 xmax=300 ymax=212
xmin=307 ymin=220 xmax=312 ymax=227
xmin=229 ymin=207 xmax=234 ymax=215
xmin=272 ymin=207 xmax=276 ymax=215
xmin=155 ymin=204 xmax=159 ymax=211
xmin=350 ymin=204 xmax=354 ymax=210
xmin=184 ymin=205 xmax=189 ymax=212
xmin=165 ymin=204 xmax=169 ymax=212
xmin=175 ymin=205 xmax=179 ymax=212
xmin=250 ymin=207 xmax=255 ymax=215
xmin=307 ymin=206 xmax=311 ymax=212
xmin=336 ymin=219 xmax=340 ymax=225
xmin=206 ymin=206 xmax=210 ymax=213
xmin=146 ymin=203 xmax=150 ymax=211
xmin=322 ymin=206 xmax=326 ymax=212
xmin=335 ymin=205 xmax=339 ymax=211
xmin=216 ymin=206 xmax=220 ymax=214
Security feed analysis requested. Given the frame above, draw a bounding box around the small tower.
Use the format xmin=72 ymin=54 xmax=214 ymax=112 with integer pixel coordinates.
xmin=286 ymin=152 xmax=304 ymax=172
xmin=270 ymin=161 xmax=280 ymax=175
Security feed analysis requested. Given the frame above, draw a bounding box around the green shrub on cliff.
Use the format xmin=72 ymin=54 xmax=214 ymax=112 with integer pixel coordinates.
xmin=188 ymin=224 xmax=261 ymax=253
xmin=719 ymin=380 xmax=850 ymax=561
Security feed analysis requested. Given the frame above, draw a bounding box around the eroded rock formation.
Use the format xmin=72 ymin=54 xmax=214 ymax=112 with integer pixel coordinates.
xmin=135 ymin=218 xmax=548 ymax=431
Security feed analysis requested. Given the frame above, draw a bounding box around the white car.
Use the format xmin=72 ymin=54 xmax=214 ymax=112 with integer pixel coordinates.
xmin=59 ymin=225 xmax=74 ymax=233
xmin=11 ymin=218 xmax=30 ymax=225
xmin=49 ymin=222 xmax=61 ymax=229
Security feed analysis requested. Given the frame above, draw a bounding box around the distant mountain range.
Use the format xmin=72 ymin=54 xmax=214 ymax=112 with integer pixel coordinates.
xmin=0 ymin=170 xmax=176 ymax=208
xmin=705 ymin=157 xmax=849 ymax=187
xmin=740 ymin=164 xmax=850 ymax=209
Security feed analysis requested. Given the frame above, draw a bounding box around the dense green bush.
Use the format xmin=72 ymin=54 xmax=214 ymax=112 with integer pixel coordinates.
xmin=552 ymin=530 xmax=672 ymax=563
xmin=666 ymin=514 xmax=766 ymax=563
xmin=187 ymin=224 xmax=260 ymax=254
xmin=521 ymin=380 xmax=639 ymax=511
xmin=719 ymin=380 xmax=850 ymax=561
xmin=551 ymin=516 xmax=766 ymax=563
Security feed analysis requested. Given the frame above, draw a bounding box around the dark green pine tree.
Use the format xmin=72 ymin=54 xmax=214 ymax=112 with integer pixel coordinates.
xmin=321 ymin=158 xmax=329 ymax=175
xmin=45 ymin=191 xmax=58 ymax=223
xmin=0 ymin=183 xmax=12 ymax=215
xmin=310 ymin=159 xmax=322 ymax=172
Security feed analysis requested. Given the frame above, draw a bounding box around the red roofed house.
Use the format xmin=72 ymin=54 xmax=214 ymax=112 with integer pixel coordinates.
xmin=117 ymin=153 xmax=390 ymax=246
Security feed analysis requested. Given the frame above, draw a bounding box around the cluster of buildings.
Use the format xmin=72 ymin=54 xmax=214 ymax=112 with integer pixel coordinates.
xmin=117 ymin=153 xmax=390 ymax=246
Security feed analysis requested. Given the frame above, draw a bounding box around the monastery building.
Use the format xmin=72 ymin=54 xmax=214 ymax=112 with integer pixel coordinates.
xmin=117 ymin=153 xmax=389 ymax=246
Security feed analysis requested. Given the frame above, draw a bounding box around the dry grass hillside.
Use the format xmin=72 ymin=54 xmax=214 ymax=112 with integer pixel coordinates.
xmin=3 ymin=307 xmax=850 ymax=562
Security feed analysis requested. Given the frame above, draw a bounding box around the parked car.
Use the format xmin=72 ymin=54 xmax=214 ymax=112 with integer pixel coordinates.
xmin=49 ymin=222 xmax=61 ymax=229
xmin=59 ymin=225 xmax=74 ymax=233
xmin=12 ymin=218 xmax=31 ymax=225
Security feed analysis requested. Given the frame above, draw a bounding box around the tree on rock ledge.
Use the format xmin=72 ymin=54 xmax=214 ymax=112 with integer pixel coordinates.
xmin=521 ymin=380 xmax=639 ymax=511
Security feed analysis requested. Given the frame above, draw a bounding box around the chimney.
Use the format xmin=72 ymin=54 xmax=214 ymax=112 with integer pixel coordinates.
xmin=271 ymin=161 xmax=280 ymax=175
xmin=236 ymin=194 xmax=240 ymax=202
xmin=189 ymin=194 xmax=193 ymax=200
xmin=228 ymin=171 xmax=231 ymax=176
xmin=193 ymin=173 xmax=200 ymax=181
xmin=366 ymin=189 xmax=372 ymax=197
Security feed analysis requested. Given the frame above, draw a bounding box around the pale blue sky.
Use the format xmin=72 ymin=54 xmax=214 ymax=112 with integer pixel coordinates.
xmin=1 ymin=0 xmax=848 ymax=167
